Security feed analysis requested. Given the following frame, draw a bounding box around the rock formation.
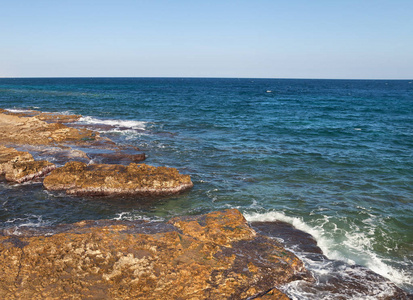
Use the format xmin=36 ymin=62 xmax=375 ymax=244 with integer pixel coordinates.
xmin=0 ymin=146 xmax=55 ymax=183
xmin=0 ymin=108 xmax=81 ymax=123
xmin=43 ymin=161 xmax=193 ymax=196
xmin=0 ymin=109 xmax=191 ymax=196
xmin=0 ymin=209 xmax=309 ymax=299
xmin=0 ymin=112 xmax=97 ymax=146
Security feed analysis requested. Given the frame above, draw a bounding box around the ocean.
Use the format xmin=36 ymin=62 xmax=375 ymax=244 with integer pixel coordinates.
xmin=0 ymin=78 xmax=412 ymax=297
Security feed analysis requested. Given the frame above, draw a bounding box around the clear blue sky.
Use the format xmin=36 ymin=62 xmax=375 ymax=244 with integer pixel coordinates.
xmin=1 ymin=0 xmax=412 ymax=79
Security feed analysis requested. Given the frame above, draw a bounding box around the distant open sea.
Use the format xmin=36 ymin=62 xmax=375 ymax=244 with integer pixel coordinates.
xmin=1 ymin=78 xmax=412 ymax=295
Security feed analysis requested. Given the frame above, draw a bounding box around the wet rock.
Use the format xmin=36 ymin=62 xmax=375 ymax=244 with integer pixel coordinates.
xmin=0 ymin=146 xmax=33 ymax=167
xmin=43 ymin=161 xmax=193 ymax=196
xmin=252 ymin=221 xmax=413 ymax=299
xmin=255 ymin=288 xmax=291 ymax=300
xmin=5 ymin=160 xmax=56 ymax=183
xmin=91 ymin=152 xmax=146 ymax=164
xmin=0 ymin=146 xmax=55 ymax=183
xmin=0 ymin=209 xmax=309 ymax=299
xmin=281 ymin=260 xmax=413 ymax=300
xmin=252 ymin=221 xmax=324 ymax=257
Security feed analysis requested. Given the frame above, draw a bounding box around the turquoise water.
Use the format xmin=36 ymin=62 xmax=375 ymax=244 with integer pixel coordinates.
xmin=0 ymin=78 xmax=412 ymax=293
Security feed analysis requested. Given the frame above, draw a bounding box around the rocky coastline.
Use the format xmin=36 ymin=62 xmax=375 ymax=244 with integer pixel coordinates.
xmin=0 ymin=109 xmax=411 ymax=299
xmin=0 ymin=209 xmax=308 ymax=299
xmin=0 ymin=109 xmax=192 ymax=196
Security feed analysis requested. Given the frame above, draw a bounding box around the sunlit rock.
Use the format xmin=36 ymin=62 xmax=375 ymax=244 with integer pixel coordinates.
xmin=0 ymin=146 xmax=55 ymax=183
xmin=0 ymin=209 xmax=309 ymax=299
xmin=43 ymin=161 xmax=193 ymax=196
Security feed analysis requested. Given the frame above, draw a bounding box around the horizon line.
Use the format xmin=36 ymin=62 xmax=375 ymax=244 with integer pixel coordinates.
xmin=1 ymin=76 xmax=412 ymax=81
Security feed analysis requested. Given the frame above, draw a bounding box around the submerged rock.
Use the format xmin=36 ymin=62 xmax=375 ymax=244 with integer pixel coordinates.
xmin=43 ymin=161 xmax=193 ymax=196
xmin=0 ymin=146 xmax=55 ymax=183
xmin=0 ymin=209 xmax=309 ymax=299
xmin=90 ymin=152 xmax=146 ymax=164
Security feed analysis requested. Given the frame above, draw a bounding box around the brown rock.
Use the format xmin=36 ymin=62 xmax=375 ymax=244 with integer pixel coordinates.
xmin=0 ymin=146 xmax=55 ymax=183
xmin=0 ymin=109 xmax=81 ymax=123
xmin=43 ymin=161 xmax=193 ymax=196
xmin=0 ymin=209 xmax=310 ymax=299
xmin=0 ymin=146 xmax=33 ymax=169
xmin=5 ymin=160 xmax=56 ymax=183
xmin=34 ymin=112 xmax=81 ymax=123
xmin=0 ymin=111 xmax=98 ymax=146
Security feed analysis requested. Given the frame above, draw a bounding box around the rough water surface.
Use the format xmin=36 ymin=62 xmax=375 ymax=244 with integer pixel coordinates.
xmin=0 ymin=78 xmax=412 ymax=298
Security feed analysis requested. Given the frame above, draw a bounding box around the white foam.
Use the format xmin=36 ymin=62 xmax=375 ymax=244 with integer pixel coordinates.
xmin=57 ymin=110 xmax=75 ymax=115
xmin=341 ymin=225 xmax=411 ymax=288
xmin=112 ymin=212 xmax=164 ymax=222
xmin=282 ymin=256 xmax=404 ymax=300
xmin=6 ymin=108 xmax=74 ymax=115
xmin=245 ymin=211 xmax=335 ymax=257
xmin=6 ymin=108 xmax=33 ymax=113
xmin=5 ymin=215 xmax=53 ymax=235
xmin=104 ymin=128 xmax=148 ymax=139
xmin=244 ymin=211 xmax=412 ymax=291
xmin=5 ymin=215 xmax=47 ymax=227
xmin=78 ymin=116 xmax=147 ymax=130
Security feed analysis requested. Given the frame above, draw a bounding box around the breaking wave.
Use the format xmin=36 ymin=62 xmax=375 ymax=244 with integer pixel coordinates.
xmin=244 ymin=211 xmax=412 ymax=293
xmin=77 ymin=116 xmax=147 ymax=130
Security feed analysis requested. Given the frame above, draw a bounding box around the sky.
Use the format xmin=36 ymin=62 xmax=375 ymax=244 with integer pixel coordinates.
xmin=1 ymin=0 xmax=412 ymax=79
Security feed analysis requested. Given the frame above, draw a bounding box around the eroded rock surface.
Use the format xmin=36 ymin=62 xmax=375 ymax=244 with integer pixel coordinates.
xmin=0 ymin=146 xmax=55 ymax=183
xmin=0 ymin=108 xmax=81 ymax=123
xmin=0 ymin=109 xmax=191 ymax=196
xmin=43 ymin=161 xmax=193 ymax=196
xmin=0 ymin=112 xmax=97 ymax=146
xmin=0 ymin=209 xmax=309 ymax=299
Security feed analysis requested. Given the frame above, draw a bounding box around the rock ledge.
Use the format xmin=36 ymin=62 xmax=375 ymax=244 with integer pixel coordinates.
xmin=43 ymin=161 xmax=193 ymax=196
xmin=0 ymin=209 xmax=309 ymax=299
xmin=0 ymin=146 xmax=55 ymax=183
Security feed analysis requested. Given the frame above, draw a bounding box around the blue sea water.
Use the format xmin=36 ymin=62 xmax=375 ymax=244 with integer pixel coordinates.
xmin=0 ymin=78 xmax=412 ymax=295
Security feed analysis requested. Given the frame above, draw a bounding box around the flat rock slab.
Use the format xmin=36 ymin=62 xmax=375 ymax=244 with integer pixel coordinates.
xmin=0 ymin=146 xmax=55 ymax=183
xmin=0 ymin=109 xmax=146 ymax=167
xmin=0 ymin=108 xmax=81 ymax=123
xmin=0 ymin=111 xmax=97 ymax=146
xmin=0 ymin=209 xmax=309 ymax=299
xmin=43 ymin=161 xmax=193 ymax=196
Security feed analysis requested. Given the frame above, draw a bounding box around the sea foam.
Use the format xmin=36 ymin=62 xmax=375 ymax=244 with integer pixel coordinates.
xmin=244 ymin=211 xmax=412 ymax=292
xmin=6 ymin=108 xmax=33 ymax=113
xmin=78 ymin=116 xmax=147 ymax=130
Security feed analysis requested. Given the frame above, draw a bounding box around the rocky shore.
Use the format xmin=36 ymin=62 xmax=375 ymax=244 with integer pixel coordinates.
xmin=1 ymin=109 xmax=412 ymax=299
xmin=0 ymin=209 xmax=308 ymax=299
xmin=0 ymin=146 xmax=56 ymax=183
xmin=0 ymin=109 xmax=192 ymax=196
